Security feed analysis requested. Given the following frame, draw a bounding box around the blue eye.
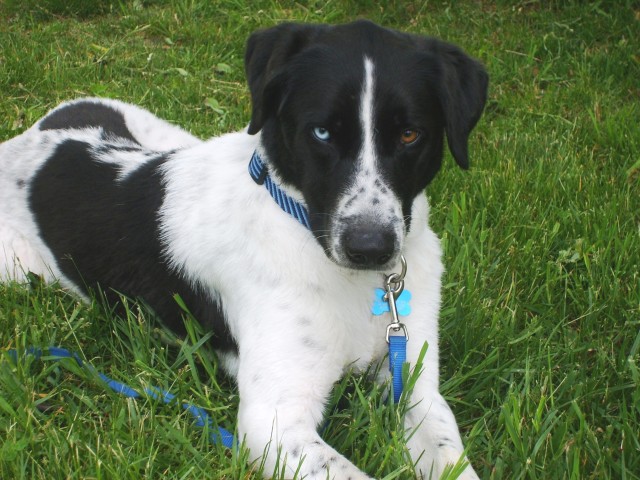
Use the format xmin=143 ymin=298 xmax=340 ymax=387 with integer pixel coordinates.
xmin=312 ymin=126 xmax=331 ymax=142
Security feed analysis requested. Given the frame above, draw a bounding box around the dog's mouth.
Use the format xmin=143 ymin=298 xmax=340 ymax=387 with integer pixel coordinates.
xmin=330 ymin=254 xmax=400 ymax=272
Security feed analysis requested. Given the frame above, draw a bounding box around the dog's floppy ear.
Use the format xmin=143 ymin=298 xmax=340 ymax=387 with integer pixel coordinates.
xmin=429 ymin=41 xmax=488 ymax=169
xmin=245 ymin=23 xmax=325 ymax=135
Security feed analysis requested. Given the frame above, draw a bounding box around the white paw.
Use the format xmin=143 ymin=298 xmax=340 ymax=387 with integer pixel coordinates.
xmin=256 ymin=435 xmax=372 ymax=479
xmin=414 ymin=447 xmax=479 ymax=480
xmin=292 ymin=445 xmax=372 ymax=480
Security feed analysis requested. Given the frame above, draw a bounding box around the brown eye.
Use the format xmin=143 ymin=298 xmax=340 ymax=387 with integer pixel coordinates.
xmin=400 ymin=129 xmax=419 ymax=145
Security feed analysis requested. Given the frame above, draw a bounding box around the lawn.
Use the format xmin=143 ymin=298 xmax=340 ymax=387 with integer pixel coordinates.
xmin=1 ymin=1 xmax=639 ymax=479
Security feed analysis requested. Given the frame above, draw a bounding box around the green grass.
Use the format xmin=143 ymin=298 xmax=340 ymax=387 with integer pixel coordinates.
xmin=1 ymin=0 xmax=639 ymax=478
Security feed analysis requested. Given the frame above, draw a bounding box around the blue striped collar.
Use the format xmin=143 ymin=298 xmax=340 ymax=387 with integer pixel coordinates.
xmin=248 ymin=151 xmax=311 ymax=229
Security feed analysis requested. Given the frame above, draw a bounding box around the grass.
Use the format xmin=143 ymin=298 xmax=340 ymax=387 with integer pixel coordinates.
xmin=0 ymin=0 xmax=639 ymax=478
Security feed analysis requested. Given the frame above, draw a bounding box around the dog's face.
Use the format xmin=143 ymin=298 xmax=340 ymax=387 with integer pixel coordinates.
xmin=245 ymin=20 xmax=488 ymax=270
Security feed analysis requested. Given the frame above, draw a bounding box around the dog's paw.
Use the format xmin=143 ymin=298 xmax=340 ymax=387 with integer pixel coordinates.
xmin=296 ymin=458 xmax=373 ymax=480
xmin=285 ymin=442 xmax=373 ymax=480
xmin=452 ymin=470 xmax=480 ymax=480
xmin=403 ymin=393 xmax=478 ymax=480
xmin=413 ymin=446 xmax=479 ymax=480
xmin=253 ymin=431 xmax=372 ymax=479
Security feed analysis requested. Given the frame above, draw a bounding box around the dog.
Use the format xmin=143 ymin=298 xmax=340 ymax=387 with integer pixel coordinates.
xmin=0 ymin=20 xmax=487 ymax=479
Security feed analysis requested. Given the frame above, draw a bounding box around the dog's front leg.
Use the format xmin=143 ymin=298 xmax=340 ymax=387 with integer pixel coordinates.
xmin=236 ymin=333 xmax=372 ymax=479
xmin=400 ymin=319 xmax=479 ymax=479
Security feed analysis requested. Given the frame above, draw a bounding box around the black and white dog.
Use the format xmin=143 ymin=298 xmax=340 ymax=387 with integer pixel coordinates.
xmin=0 ymin=21 xmax=487 ymax=479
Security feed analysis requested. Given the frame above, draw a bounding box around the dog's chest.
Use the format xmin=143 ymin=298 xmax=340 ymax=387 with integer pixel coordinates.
xmin=255 ymin=271 xmax=391 ymax=371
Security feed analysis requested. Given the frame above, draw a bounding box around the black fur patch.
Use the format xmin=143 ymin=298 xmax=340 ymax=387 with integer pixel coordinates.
xmin=39 ymin=101 xmax=138 ymax=143
xmin=29 ymin=139 xmax=236 ymax=351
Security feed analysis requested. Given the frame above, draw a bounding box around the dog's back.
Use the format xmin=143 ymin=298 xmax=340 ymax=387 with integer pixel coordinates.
xmin=0 ymin=98 xmax=200 ymax=282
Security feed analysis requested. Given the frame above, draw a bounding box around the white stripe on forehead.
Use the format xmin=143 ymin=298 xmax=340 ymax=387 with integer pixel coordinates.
xmin=327 ymin=55 xmax=405 ymax=266
xmin=359 ymin=57 xmax=376 ymax=171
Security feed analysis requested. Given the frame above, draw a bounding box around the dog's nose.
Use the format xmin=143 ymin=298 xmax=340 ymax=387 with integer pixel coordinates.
xmin=344 ymin=227 xmax=395 ymax=267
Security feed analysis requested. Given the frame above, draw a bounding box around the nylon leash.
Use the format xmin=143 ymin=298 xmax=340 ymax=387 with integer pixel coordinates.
xmin=388 ymin=336 xmax=407 ymax=404
xmin=372 ymin=255 xmax=410 ymax=404
xmin=4 ymin=346 xmax=235 ymax=448
xmin=6 ymin=264 xmax=408 ymax=455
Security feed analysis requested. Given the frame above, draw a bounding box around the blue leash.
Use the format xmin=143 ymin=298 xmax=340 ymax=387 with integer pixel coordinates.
xmin=388 ymin=336 xmax=407 ymax=404
xmin=372 ymin=256 xmax=411 ymax=404
xmin=5 ymin=346 xmax=235 ymax=449
xmin=7 ymin=340 xmax=405 ymax=455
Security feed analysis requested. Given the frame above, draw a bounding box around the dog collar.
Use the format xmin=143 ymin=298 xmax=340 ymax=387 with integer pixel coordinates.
xmin=248 ymin=151 xmax=311 ymax=229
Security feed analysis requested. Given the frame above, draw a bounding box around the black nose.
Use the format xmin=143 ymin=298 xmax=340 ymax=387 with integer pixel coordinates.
xmin=343 ymin=227 xmax=396 ymax=268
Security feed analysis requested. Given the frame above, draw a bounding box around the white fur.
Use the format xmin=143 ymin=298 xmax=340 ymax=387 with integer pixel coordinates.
xmin=0 ymin=97 xmax=478 ymax=479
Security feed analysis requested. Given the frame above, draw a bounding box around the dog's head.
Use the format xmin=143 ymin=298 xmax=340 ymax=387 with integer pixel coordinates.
xmin=245 ymin=20 xmax=488 ymax=270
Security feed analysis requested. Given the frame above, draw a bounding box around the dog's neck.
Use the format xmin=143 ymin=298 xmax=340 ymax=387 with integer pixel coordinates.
xmin=248 ymin=149 xmax=311 ymax=229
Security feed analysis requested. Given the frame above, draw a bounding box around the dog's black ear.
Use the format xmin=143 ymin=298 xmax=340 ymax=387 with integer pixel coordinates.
xmin=245 ymin=23 xmax=325 ymax=135
xmin=428 ymin=41 xmax=488 ymax=169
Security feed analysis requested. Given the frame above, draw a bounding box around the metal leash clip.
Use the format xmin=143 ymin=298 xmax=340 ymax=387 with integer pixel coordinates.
xmin=384 ymin=255 xmax=409 ymax=343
